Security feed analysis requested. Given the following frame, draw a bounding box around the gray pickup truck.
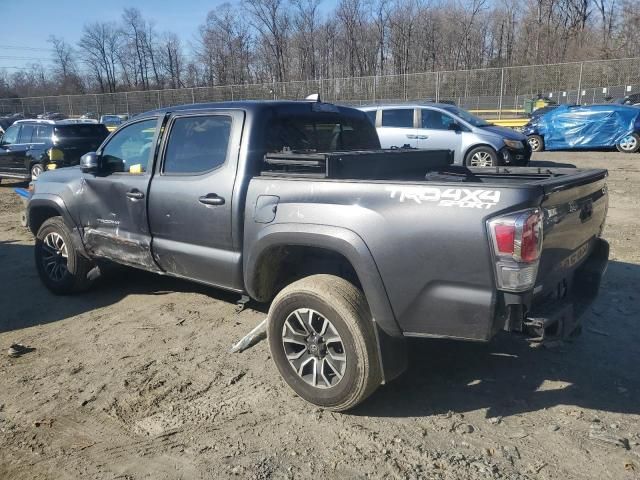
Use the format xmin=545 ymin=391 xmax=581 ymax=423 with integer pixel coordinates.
xmin=28 ymin=100 xmax=609 ymax=411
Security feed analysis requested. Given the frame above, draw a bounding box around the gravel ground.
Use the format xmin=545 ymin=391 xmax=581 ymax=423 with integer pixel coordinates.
xmin=1 ymin=151 xmax=639 ymax=480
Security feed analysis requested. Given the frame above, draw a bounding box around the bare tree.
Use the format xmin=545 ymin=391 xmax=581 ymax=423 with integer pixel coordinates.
xmin=245 ymin=0 xmax=291 ymax=83
xmin=159 ymin=32 xmax=184 ymax=88
xmin=78 ymin=22 xmax=120 ymax=93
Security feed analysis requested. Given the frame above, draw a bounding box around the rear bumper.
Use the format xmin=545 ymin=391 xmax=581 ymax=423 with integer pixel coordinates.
xmin=503 ymin=238 xmax=609 ymax=342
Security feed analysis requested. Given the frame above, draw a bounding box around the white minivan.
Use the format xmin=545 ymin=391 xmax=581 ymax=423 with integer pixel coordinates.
xmin=359 ymin=103 xmax=531 ymax=167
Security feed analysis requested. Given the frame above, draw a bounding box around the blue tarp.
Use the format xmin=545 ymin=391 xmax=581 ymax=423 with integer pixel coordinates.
xmin=14 ymin=188 xmax=30 ymax=199
xmin=534 ymin=104 xmax=640 ymax=150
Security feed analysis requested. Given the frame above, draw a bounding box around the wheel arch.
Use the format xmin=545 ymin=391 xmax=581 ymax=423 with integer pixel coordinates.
xmin=28 ymin=195 xmax=81 ymax=245
xmin=463 ymin=142 xmax=498 ymax=164
xmin=245 ymin=223 xmax=408 ymax=383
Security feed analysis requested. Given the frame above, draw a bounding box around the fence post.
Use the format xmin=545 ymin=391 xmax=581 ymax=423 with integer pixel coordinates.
xmin=42 ymin=97 xmax=46 ymax=114
xmin=498 ymin=68 xmax=505 ymax=119
xmin=157 ymin=91 xmax=161 ymax=108
xmin=576 ymin=62 xmax=584 ymax=105
xmin=191 ymin=88 xmax=196 ymax=104
xmin=435 ymin=71 xmax=440 ymax=103
xmin=20 ymin=98 xmax=24 ymax=114
xmin=67 ymin=96 xmax=73 ymax=117
xmin=94 ymin=94 xmax=99 ymax=115
xmin=125 ymin=92 xmax=130 ymax=113
xmin=373 ymin=75 xmax=377 ymax=103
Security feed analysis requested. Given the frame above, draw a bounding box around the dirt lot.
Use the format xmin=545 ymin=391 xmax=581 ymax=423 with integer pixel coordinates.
xmin=1 ymin=151 xmax=639 ymax=480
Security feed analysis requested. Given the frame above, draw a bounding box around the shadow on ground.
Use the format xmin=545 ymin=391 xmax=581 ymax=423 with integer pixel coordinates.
xmin=1 ymin=239 xmax=638 ymax=422
xmin=0 ymin=240 xmax=244 ymax=333
xmin=529 ymin=159 xmax=577 ymax=168
xmin=355 ymin=260 xmax=640 ymax=420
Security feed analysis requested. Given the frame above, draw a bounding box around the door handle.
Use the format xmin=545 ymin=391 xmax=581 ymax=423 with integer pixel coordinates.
xmin=126 ymin=190 xmax=145 ymax=200
xmin=199 ymin=194 xmax=225 ymax=206
xmin=406 ymin=134 xmax=418 ymax=139
xmin=417 ymin=135 xmax=429 ymax=140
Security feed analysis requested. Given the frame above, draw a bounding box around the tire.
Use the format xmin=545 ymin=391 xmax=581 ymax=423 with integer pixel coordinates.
xmin=465 ymin=146 xmax=499 ymax=167
xmin=267 ymin=274 xmax=382 ymax=411
xmin=35 ymin=216 xmax=94 ymax=295
xmin=616 ymin=133 xmax=640 ymax=153
xmin=527 ymin=135 xmax=545 ymax=152
xmin=30 ymin=163 xmax=44 ymax=180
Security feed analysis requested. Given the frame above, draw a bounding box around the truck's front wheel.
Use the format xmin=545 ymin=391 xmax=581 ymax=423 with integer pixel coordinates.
xmin=267 ymin=274 xmax=381 ymax=411
xmin=35 ymin=216 xmax=94 ymax=295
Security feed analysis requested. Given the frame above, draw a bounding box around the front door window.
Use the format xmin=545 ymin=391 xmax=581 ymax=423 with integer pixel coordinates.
xmin=101 ymin=119 xmax=157 ymax=174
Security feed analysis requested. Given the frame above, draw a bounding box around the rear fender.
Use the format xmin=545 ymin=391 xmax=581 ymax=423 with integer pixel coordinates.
xmin=245 ymin=223 xmax=408 ymax=383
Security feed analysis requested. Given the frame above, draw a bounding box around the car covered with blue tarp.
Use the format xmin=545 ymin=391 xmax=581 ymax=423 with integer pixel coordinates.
xmin=524 ymin=104 xmax=640 ymax=153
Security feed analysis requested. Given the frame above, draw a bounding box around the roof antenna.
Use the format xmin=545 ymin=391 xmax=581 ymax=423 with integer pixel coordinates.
xmin=305 ymin=93 xmax=321 ymax=102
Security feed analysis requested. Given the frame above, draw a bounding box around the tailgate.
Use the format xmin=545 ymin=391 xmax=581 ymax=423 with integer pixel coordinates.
xmin=536 ymin=170 xmax=608 ymax=288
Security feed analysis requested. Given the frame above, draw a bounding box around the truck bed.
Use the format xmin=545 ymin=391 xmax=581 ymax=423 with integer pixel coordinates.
xmin=249 ymin=149 xmax=608 ymax=341
xmin=262 ymin=149 xmax=608 ymax=193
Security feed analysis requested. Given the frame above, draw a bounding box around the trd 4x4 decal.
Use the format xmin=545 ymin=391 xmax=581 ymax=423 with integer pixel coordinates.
xmin=386 ymin=186 xmax=501 ymax=209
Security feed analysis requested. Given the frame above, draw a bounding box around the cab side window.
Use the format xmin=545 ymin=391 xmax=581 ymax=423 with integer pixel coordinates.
xmin=421 ymin=109 xmax=455 ymax=130
xmin=2 ymin=125 xmax=20 ymax=145
xmin=163 ymin=116 xmax=231 ymax=175
xmin=381 ymin=109 xmax=414 ymax=128
xmin=19 ymin=124 xmax=35 ymax=143
xmin=33 ymin=125 xmax=53 ymax=143
xmin=101 ymin=119 xmax=157 ymax=174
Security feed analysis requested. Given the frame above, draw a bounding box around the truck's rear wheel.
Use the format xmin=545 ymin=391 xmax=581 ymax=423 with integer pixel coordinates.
xmin=35 ymin=216 xmax=94 ymax=295
xmin=267 ymin=274 xmax=381 ymax=411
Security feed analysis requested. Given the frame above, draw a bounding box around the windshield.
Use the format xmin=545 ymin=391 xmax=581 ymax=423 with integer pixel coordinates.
xmin=441 ymin=105 xmax=492 ymax=127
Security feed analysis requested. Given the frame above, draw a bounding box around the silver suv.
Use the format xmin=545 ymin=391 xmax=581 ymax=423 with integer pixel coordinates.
xmin=359 ymin=103 xmax=531 ymax=167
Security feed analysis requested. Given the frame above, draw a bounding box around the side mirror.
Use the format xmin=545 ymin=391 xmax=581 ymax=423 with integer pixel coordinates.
xmin=448 ymin=122 xmax=461 ymax=131
xmin=80 ymin=152 xmax=99 ymax=173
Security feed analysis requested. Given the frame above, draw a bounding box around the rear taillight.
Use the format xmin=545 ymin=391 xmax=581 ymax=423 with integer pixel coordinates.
xmin=488 ymin=209 xmax=543 ymax=292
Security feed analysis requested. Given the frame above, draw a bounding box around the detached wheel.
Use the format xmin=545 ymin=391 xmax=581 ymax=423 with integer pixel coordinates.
xmin=616 ymin=133 xmax=640 ymax=153
xmin=465 ymin=146 xmax=499 ymax=167
xmin=35 ymin=216 xmax=94 ymax=295
xmin=527 ymin=135 xmax=545 ymax=152
xmin=30 ymin=163 xmax=44 ymax=180
xmin=267 ymin=274 xmax=381 ymax=411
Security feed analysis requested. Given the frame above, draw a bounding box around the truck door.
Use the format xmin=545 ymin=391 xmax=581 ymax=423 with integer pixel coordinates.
xmin=377 ymin=108 xmax=419 ymax=148
xmin=147 ymin=110 xmax=244 ymax=291
xmin=78 ymin=117 xmax=162 ymax=270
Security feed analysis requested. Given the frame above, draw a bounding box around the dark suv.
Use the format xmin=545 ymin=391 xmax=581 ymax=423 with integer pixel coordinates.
xmin=0 ymin=120 xmax=109 ymax=182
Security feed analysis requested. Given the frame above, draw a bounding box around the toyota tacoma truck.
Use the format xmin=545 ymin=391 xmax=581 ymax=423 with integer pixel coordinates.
xmin=28 ymin=100 xmax=609 ymax=411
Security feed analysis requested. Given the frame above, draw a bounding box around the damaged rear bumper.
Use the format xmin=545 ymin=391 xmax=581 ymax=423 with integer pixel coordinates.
xmin=502 ymin=238 xmax=609 ymax=343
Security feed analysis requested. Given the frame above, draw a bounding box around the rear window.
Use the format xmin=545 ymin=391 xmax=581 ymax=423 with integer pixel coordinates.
xmin=266 ymin=114 xmax=379 ymax=152
xmin=33 ymin=125 xmax=53 ymax=143
xmin=54 ymin=124 xmax=109 ymax=140
xmin=381 ymin=109 xmax=414 ymax=128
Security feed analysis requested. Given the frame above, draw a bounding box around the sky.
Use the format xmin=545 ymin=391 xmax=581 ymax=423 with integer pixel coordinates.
xmin=0 ymin=0 xmax=337 ymax=73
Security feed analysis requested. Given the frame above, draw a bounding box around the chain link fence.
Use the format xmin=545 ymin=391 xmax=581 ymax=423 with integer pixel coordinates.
xmin=1 ymin=57 xmax=639 ymax=118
